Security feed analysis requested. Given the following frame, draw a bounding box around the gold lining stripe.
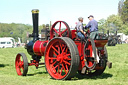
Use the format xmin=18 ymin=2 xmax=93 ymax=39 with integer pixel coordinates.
xmin=33 ymin=41 xmax=37 ymax=55
xmin=40 ymin=42 xmax=44 ymax=56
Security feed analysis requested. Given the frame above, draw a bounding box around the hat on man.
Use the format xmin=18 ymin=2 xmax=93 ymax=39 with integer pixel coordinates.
xmin=78 ymin=17 xmax=83 ymax=21
xmin=88 ymin=15 xmax=94 ymax=18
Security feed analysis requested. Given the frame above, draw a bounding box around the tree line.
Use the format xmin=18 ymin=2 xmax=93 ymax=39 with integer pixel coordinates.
xmin=0 ymin=23 xmax=45 ymax=43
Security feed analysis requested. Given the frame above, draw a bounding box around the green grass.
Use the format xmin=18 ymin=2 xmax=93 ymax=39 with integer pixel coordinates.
xmin=0 ymin=44 xmax=128 ymax=85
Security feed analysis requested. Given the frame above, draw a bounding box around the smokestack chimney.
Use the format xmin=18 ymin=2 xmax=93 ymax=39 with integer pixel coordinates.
xmin=31 ymin=9 xmax=39 ymax=41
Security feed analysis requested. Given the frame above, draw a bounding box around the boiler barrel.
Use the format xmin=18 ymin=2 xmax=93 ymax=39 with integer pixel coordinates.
xmin=33 ymin=40 xmax=48 ymax=56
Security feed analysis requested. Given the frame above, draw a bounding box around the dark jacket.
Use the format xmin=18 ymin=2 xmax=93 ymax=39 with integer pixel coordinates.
xmin=85 ymin=19 xmax=98 ymax=32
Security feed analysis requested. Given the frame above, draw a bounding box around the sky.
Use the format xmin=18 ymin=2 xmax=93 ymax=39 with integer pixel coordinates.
xmin=0 ymin=0 xmax=119 ymax=27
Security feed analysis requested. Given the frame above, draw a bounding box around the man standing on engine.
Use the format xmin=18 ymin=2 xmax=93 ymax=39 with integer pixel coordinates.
xmin=85 ymin=15 xmax=100 ymax=63
xmin=85 ymin=15 xmax=98 ymax=39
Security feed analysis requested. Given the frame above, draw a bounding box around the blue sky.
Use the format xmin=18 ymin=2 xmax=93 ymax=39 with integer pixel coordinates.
xmin=0 ymin=0 xmax=119 ymax=27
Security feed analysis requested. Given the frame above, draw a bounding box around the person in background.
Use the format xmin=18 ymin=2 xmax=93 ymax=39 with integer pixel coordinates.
xmin=85 ymin=15 xmax=98 ymax=39
xmin=76 ymin=17 xmax=85 ymax=40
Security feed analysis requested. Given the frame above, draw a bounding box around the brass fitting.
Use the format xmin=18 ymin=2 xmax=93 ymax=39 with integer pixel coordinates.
xmin=32 ymin=9 xmax=39 ymax=14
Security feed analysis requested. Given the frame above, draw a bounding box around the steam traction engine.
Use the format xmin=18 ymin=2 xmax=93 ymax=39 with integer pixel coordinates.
xmin=15 ymin=9 xmax=112 ymax=80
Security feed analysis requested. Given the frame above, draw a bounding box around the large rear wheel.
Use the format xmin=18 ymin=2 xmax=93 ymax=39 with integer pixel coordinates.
xmin=45 ymin=37 xmax=79 ymax=80
xmin=85 ymin=46 xmax=107 ymax=76
xmin=84 ymin=38 xmax=97 ymax=70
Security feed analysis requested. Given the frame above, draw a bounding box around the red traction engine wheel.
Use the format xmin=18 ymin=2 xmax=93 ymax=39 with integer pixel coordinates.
xmin=81 ymin=39 xmax=108 ymax=76
xmin=15 ymin=53 xmax=28 ymax=76
xmin=84 ymin=38 xmax=97 ymax=70
xmin=50 ymin=21 xmax=71 ymax=39
xmin=45 ymin=37 xmax=80 ymax=80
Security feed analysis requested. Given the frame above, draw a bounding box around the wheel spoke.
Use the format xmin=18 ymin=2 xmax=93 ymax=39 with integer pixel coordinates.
xmin=65 ymin=57 xmax=71 ymax=61
xmin=53 ymin=63 xmax=58 ymax=69
xmin=52 ymin=46 xmax=60 ymax=54
xmin=64 ymin=54 xmax=71 ymax=60
xmin=63 ymin=60 xmax=71 ymax=65
xmin=55 ymin=44 xmax=61 ymax=54
xmin=65 ymin=47 xmax=68 ymax=53
xmin=52 ymin=67 xmax=57 ymax=74
xmin=57 ymin=45 xmax=61 ymax=54
xmin=48 ymin=57 xmax=57 ymax=60
xmin=51 ymin=61 xmax=57 ymax=67
xmin=53 ymin=51 xmax=58 ymax=57
xmin=57 ymin=63 xmax=60 ymax=74
xmin=18 ymin=58 xmax=21 ymax=63
xmin=58 ymin=41 xmax=64 ymax=53
xmin=65 ymin=54 xmax=70 ymax=57
xmin=53 ymin=28 xmax=59 ymax=35
xmin=65 ymin=64 xmax=69 ymax=72
xmin=19 ymin=61 xmax=24 ymax=68
xmin=17 ymin=63 xmax=20 ymax=67
xmin=59 ymin=22 xmax=61 ymax=33
xmin=51 ymin=62 xmax=57 ymax=74
xmin=60 ymin=67 xmax=63 ymax=75
xmin=62 ymin=63 xmax=67 ymax=74
xmin=60 ymin=28 xmax=68 ymax=35
xmin=62 ymin=45 xmax=66 ymax=53
xmin=21 ymin=66 xmax=24 ymax=70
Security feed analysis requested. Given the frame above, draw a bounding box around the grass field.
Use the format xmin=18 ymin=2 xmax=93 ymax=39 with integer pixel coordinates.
xmin=0 ymin=44 xmax=128 ymax=85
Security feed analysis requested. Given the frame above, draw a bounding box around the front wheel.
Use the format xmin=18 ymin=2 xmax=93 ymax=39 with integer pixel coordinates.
xmin=15 ymin=53 xmax=28 ymax=76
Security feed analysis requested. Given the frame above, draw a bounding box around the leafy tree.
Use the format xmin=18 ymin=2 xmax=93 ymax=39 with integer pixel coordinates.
xmin=98 ymin=15 xmax=127 ymax=34
xmin=106 ymin=15 xmax=123 ymax=32
xmin=118 ymin=0 xmax=124 ymax=16
xmin=121 ymin=0 xmax=128 ymax=24
xmin=0 ymin=23 xmax=33 ymax=42
xmin=98 ymin=18 xmax=106 ymax=31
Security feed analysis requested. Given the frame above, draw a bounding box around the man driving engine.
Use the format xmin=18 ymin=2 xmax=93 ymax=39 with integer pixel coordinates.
xmin=85 ymin=15 xmax=98 ymax=39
